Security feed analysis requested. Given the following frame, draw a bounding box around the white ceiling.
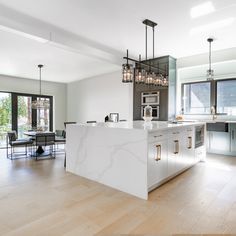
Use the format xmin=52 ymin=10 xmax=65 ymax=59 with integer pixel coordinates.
xmin=0 ymin=0 xmax=235 ymax=83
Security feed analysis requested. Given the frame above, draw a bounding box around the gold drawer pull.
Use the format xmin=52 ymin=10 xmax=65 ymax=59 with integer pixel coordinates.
xmin=188 ymin=136 xmax=192 ymax=149
xmin=155 ymin=144 xmax=161 ymax=161
xmin=154 ymin=135 xmax=163 ymax=138
xmin=172 ymin=132 xmax=180 ymax=135
xmin=174 ymin=140 xmax=179 ymax=154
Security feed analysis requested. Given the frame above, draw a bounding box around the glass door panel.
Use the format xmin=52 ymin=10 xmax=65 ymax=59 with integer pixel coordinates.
xmin=37 ymin=97 xmax=50 ymax=131
xmin=0 ymin=92 xmax=12 ymax=147
xmin=17 ymin=96 xmax=32 ymax=139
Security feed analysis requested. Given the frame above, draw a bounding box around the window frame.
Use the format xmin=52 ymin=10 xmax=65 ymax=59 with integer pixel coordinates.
xmin=181 ymin=78 xmax=236 ymax=115
xmin=181 ymin=80 xmax=213 ymax=115
xmin=0 ymin=90 xmax=53 ymax=133
xmin=215 ymin=78 xmax=236 ymax=115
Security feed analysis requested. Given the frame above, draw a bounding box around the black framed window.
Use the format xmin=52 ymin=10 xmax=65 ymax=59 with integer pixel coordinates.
xmin=216 ymin=79 xmax=236 ymax=115
xmin=0 ymin=91 xmax=53 ymax=147
xmin=182 ymin=82 xmax=211 ymax=114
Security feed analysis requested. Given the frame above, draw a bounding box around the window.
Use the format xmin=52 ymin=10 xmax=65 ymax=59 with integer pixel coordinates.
xmin=0 ymin=91 xmax=53 ymax=147
xmin=0 ymin=92 xmax=12 ymax=147
xmin=183 ymin=82 xmax=211 ymax=114
xmin=217 ymin=80 xmax=236 ymax=115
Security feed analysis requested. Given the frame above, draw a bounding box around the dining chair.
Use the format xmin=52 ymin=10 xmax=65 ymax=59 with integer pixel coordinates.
xmin=34 ymin=133 xmax=56 ymax=160
xmin=6 ymin=131 xmax=33 ymax=160
xmin=55 ymin=130 xmax=66 ymax=152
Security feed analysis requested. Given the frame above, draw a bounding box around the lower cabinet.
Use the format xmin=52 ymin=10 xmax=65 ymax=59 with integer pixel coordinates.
xmin=230 ymin=124 xmax=236 ymax=153
xmin=148 ymin=139 xmax=168 ymax=188
xmin=148 ymin=126 xmax=199 ymax=190
xmin=168 ymin=130 xmax=182 ymax=175
xmin=207 ymin=131 xmax=230 ymax=154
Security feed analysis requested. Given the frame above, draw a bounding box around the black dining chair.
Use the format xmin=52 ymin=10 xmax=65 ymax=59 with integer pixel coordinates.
xmin=34 ymin=133 xmax=56 ymax=160
xmin=55 ymin=130 xmax=66 ymax=152
xmin=6 ymin=131 xmax=33 ymax=160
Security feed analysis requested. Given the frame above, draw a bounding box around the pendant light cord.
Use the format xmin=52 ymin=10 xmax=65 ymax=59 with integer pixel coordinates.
xmin=145 ymin=25 xmax=147 ymax=60
xmin=39 ymin=66 xmax=41 ymax=95
xmin=153 ymin=26 xmax=155 ymax=59
xmin=209 ymin=40 xmax=211 ymax=71
xmin=38 ymin=64 xmax=43 ymax=96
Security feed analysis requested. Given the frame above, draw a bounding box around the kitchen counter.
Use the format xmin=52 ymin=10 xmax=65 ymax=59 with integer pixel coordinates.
xmin=77 ymin=120 xmax=205 ymax=131
xmin=66 ymin=121 xmax=206 ymax=200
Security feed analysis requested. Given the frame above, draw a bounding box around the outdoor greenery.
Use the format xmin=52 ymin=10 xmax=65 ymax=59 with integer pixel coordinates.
xmin=0 ymin=94 xmax=28 ymax=132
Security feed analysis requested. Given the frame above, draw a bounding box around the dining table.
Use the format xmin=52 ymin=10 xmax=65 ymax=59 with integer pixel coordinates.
xmin=24 ymin=131 xmax=55 ymax=155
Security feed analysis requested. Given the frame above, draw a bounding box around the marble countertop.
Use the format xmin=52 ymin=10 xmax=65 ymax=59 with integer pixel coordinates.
xmin=74 ymin=120 xmax=205 ymax=132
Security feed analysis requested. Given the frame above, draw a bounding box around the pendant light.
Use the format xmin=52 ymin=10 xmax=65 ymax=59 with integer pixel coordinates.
xmin=207 ymin=38 xmax=214 ymax=81
xmin=122 ymin=50 xmax=133 ymax=83
xmin=32 ymin=64 xmax=50 ymax=109
xmin=122 ymin=19 xmax=168 ymax=87
xmin=135 ymin=55 xmax=146 ymax=84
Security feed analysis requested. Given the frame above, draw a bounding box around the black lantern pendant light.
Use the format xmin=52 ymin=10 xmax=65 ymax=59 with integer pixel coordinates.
xmin=122 ymin=19 xmax=168 ymax=87
xmin=32 ymin=64 xmax=50 ymax=109
xmin=122 ymin=50 xmax=133 ymax=83
xmin=207 ymin=38 xmax=214 ymax=81
xmin=135 ymin=55 xmax=146 ymax=84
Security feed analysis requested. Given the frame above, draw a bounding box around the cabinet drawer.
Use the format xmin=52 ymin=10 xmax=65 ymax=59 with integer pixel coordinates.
xmin=148 ymin=131 xmax=168 ymax=142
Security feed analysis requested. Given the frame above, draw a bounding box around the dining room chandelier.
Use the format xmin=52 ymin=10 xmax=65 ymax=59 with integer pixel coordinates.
xmin=206 ymin=38 xmax=214 ymax=81
xmin=122 ymin=19 xmax=168 ymax=87
xmin=32 ymin=64 xmax=50 ymax=109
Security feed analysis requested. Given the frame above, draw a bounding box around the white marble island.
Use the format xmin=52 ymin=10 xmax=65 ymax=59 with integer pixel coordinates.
xmin=66 ymin=121 xmax=206 ymax=200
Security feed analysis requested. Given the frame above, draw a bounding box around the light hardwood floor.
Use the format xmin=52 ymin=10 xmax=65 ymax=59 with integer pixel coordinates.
xmin=0 ymin=149 xmax=236 ymax=235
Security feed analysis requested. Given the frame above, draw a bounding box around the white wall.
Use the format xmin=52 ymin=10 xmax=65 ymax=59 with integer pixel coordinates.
xmin=67 ymin=70 xmax=133 ymax=123
xmin=0 ymin=74 xmax=67 ymax=130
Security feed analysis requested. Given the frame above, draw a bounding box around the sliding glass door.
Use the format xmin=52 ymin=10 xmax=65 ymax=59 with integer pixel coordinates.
xmin=0 ymin=91 xmax=53 ymax=147
xmin=17 ymin=95 xmax=32 ymax=139
xmin=0 ymin=92 xmax=12 ymax=147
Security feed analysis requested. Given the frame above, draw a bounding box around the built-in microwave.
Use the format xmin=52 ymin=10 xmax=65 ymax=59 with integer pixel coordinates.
xmin=141 ymin=91 xmax=159 ymax=105
xmin=141 ymin=105 xmax=159 ymax=119
xmin=195 ymin=125 xmax=205 ymax=148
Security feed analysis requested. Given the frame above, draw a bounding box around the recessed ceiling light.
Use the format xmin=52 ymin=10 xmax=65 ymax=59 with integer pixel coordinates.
xmin=190 ymin=17 xmax=235 ymax=35
xmin=190 ymin=1 xmax=215 ymax=18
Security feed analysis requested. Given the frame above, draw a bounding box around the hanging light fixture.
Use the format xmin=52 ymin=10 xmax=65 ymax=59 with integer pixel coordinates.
xmin=135 ymin=55 xmax=146 ymax=84
xmin=32 ymin=64 xmax=50 ymax=109
xmin=206 ymin=38 xmax=214 ymax=81
xmin=122 ymin=50 xmax=133 ymax=83
xmin=162 ymin=65 xmax=169 ymax=87
xmin=122 ymin=19 xmax=168 ymax=87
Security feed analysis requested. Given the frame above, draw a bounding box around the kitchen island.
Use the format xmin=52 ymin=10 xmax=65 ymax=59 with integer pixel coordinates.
xmin=66 ymin=121 xmax=206 ymax=200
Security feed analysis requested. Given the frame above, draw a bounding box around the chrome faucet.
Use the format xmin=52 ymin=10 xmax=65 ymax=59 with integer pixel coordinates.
xmin=211 ymin=106 xmax=217 ymax=120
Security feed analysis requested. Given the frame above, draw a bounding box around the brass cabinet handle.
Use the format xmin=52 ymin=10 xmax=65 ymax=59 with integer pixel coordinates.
xmin=174 ymin=140 xmax=179 ymax=154
xmin=188 ymin=136 xmax=192 ymax=149
xmin=172 ymin=132 xmax=180 ymax=135
xmin=154 ymin=134 xmax=163 ymax=138
xmin=155 ymin=144 xmax=161 ymax=161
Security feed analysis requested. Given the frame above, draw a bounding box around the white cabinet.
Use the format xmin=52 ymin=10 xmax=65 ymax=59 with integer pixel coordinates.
xmin=207 ymin=131 xmax=230 ymax=154
xmin=148 ymin=125 xmax=204 ymax=191
xmin=148 ymin=138 xmax=168 ymax=189
xmin=183 ymin=127 xmax=195 ymax=165
xmin=168 ymin=128 xmax=187 ymax=175
xmin=230 ymin=124 xmax=236 ymax=153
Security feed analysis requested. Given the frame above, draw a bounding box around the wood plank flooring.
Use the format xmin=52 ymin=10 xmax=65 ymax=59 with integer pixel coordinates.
xmin=0 ymin=149 xmax=236 ymax=235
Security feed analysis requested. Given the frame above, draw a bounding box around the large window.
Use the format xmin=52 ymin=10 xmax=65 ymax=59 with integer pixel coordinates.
xmin=183 ymin=82 xmax=211 ymax=114
xmin=0 ymin=92 xmax=12 ymax=147
xmin=217 ymin=80 xmax=236 ymax=115
xmin=0 ymin=91 xmax=53 ymax=147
